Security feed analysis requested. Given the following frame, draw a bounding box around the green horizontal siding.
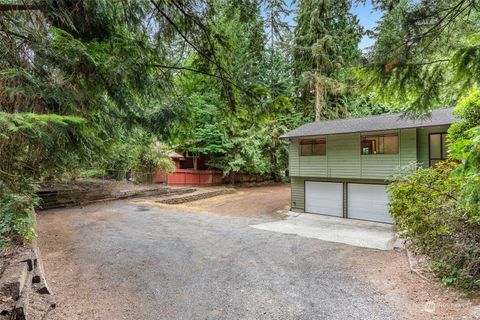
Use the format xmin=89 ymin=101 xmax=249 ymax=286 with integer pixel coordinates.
xmin=299 ymin=155 xmax=327 ymax=176
xmin=328 ymin=134 xmax=361 ymax=178
xmin=400 ymin=129 xmax=417 ymax=166
xmin=288 ymin=128 xmax=417 ymax=180
xmin=289 ymin=139 xmax=300 ymax=176
xmin=361 ymin=155 xmax=400 ymax=179
xmin=290 ymin=177 xmax=304 ymax=210
xmin=416 ymin=125 xmax=450 ymax=167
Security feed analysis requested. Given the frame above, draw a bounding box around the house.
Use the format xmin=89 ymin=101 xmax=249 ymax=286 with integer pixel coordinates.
xmin=280 ymin=107 xmax=456 ymax=224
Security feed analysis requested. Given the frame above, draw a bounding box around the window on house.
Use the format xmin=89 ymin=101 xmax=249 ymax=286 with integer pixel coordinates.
xmin=429 ymin=133 xmax=448 ymax=166
xmin=361 ymin=134 xmax=399 ymax=155
xmin=300 ymin=138 xmax=326 ymax=156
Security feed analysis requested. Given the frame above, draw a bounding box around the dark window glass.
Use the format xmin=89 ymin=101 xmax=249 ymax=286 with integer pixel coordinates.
xmin=429 ymin=133 xmax=448 ymax=166
xmin=383 ymin=135 xmax=398 ymax=154
xmin=300 ymin=143 xmax=313 ymax=156
xmin=361 ymin=134 xmax=398 ymax=155
xmin=429 ymin=134 xmax=442 ymax=159
xmin=300 ymin=138 xmax=326 ymax=156
xmin=312 ymin=139 xmax=326 ymax=155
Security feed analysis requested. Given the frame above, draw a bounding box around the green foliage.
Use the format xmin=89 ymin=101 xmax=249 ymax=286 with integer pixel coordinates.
xmin=0 ymin=112 xmax=88 ymax=181
xmin=388 ymin=91 xmax=480 ymax=289
xmin=449 ymin=126 xmax=480 ymax=209
xmin=361 ymin=0 xmax=479 ymax=112
xmin=0 ymin=179 xmax=37 ymax=247
xmin=293 ymin=0 xmax=362 ymax=120
xmin=362 ymin=0 xmax=480 ymax=289
xmin=136 ymin=143 xmax=176 ymax=176
xmin=0 ymin=0 xmax=226 ymax=243
xmin=0 ymin=112 xmax=87 ymax=247
xmin=448 ymin=89 xmax=480 ymax=142
xmin=448 ymin=89 xmax=480 ymax=212
xmin=388 ymin=162 xmax=480 ymax=289
xmin=169 ymin=1 xmax=299 ymax=181
xmin=208 ymin=127 xmax=272 ymax=177
xmin=343 ymin=93 xmax=399 ymax=118
xmin=79 ymin=168 xmax=107 ymax=179
xmin=102 ymin=141 xmax=143 ymax=174
xmin=96 ymin=129 xmax=175 ymax=182
xmin=263 ymin=0 xmax=291 ymax=47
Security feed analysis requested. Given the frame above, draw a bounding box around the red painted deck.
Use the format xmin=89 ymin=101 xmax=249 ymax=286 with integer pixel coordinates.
xmin=153 ymin=169 xmax=223 ymax=186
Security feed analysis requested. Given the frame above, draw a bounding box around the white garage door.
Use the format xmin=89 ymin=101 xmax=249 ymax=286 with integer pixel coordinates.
xmin=305 ymin=181 xmax=343 ymax=217
xmin=347 ymin=184 xmax=393 ymax=224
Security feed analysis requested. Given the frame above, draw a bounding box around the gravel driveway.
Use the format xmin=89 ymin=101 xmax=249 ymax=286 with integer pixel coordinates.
xmin=37 ymin=201 xmax=397 ymax=320
xmin=36 ymin=186 xmax=474 ymax=320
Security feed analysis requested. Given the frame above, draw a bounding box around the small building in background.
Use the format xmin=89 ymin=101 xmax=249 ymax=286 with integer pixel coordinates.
xmin=153 ymin=151 xmax=223 ymax=186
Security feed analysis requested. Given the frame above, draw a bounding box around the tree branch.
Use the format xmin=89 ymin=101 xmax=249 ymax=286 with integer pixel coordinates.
xmin=149 ymin=0 xmax=230 ymax=78
xmin=152 ymin=64 xmax=239 ymax=88
xmin=366 ymin=58 xmax=451 ymax=68
xmin=166 ymin=0 xmax=235 ymax=107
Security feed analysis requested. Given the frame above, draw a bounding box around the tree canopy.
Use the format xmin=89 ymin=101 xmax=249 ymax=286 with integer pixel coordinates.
xmin=361 ymin=0 xmax=480 ymax=113
xmin=293 ymin=0 xmax=362 ymax=120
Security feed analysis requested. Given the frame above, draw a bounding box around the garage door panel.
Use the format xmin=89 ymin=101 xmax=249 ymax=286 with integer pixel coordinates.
xmin=348 ymin=184 xmax=393 ymax=224
xmin=305 ymin=181 xmax=343 ymax=217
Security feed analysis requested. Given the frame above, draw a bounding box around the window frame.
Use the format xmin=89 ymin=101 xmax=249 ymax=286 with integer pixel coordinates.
xmin=360 ymin=133 xmax=399 ymax=155
xmin=428 ymin=132 xmax=448 ymax=167
xmin=299 ymin=138 xmax=327 ymax=156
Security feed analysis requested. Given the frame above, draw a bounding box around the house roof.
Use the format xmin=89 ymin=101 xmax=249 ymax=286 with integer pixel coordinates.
xmin=168 ymin=151 xmax=185 ymax=159
xmin=280 ymin=107 xmax=456 ymax=139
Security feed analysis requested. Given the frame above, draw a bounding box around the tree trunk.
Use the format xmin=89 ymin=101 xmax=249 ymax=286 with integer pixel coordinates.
xmin=315 ymin=69 xmax=323 ymax=122
xmin=193 ymin=157 xmax=198 ymax=171
xmin=270 ymin=148 xmax=279 ymax=182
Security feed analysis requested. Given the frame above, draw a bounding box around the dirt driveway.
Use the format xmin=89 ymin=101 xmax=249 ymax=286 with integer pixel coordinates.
xmin=145 ymin=184 xmax=291 ymax=217
xmin=36 ymin=185 xmax=477 ymax=320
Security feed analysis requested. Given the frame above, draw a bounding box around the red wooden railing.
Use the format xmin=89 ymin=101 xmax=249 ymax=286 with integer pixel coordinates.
xmin=153 ymin=169 xmax=223 ymax=186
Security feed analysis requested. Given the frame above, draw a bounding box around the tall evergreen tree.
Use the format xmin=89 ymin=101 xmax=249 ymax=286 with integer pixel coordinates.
xmin=362 ymin=0 xmax=480 ymax=113
xmin=263 ymin=0 xmax=291 ymax=50
xmin=293 ymin=0 xmax=362 ymax=121
xmin=262 ymin=0 xmax=293 ymax=96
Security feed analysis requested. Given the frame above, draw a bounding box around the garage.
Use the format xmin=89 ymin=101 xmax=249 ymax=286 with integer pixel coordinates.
xmin=305 ymin=181 xmax=343 ymax=217
xmin=347 ymin=184 xmax=393 ymax=224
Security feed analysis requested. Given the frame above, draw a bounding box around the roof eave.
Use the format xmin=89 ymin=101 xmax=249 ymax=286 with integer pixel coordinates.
xmin=280 ymin=121 xmax=455 ymax=139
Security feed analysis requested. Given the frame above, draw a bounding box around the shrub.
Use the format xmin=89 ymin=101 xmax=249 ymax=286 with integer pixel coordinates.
xmin=133 ymin=143 xmax=175 ymax=183
xmin=136 ymin=144 xmax=175 ymax=175
xmin=449 ymin=89 xmax=480 ymax=211
xmin=101 ymin=142 xmax=142 ymax=177
xmin=0 ymin=180 xmax=37 ymax=247
xmin=388 ymin=162 xmax=480 ymax=289
xmin=79 ymin=168 xmax=107 ymax=179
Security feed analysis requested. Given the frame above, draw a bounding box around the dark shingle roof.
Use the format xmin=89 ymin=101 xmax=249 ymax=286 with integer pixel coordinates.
xmin=281 ymin=107 xmax=456 ymax=139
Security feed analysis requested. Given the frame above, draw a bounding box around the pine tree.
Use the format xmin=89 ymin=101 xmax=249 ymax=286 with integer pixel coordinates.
xmin=293 ymin=0 xmax=361 ymax=121
xmin=263 ymin=0 xmax=291 ymax=50
xmin=362 ymin=0 xmax=480 ymax=112
xmin=262 ymin=0 xmax=292 ymax=95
